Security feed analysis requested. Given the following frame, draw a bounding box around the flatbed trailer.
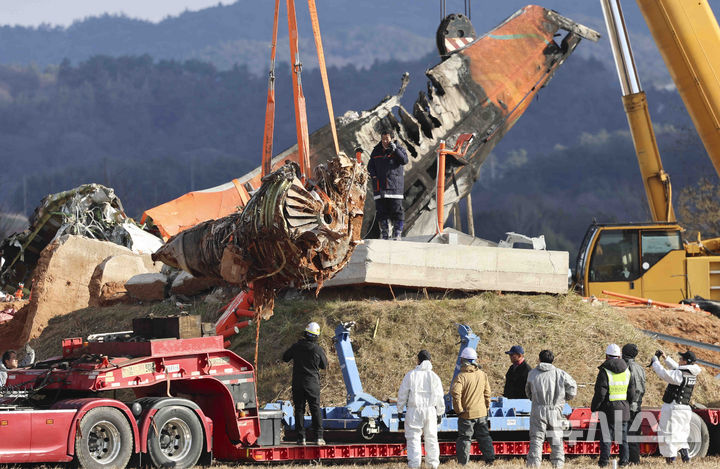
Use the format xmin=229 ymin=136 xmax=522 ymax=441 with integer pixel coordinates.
xmin=1 ymin=316 xmax=717 ymax=467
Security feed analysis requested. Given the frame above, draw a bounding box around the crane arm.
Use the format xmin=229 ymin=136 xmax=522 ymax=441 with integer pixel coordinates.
xmin=637 ymin=0 xmax=720 ymax=179
xmin=601 ymin=0 xmax=675 ymax=222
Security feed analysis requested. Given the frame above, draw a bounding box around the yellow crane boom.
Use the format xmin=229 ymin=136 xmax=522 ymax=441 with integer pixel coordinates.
xmin=601 ymin=0 xmax=675 ymax=222
xmin=637 ymin=0 xmax=720 ymax=178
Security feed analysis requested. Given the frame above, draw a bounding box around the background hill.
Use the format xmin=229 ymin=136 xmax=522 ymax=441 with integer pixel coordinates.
xmin=0 ymin=0 xmax=670 ymax=82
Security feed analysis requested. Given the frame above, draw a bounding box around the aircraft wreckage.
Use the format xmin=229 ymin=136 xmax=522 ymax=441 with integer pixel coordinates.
xmin=152 ymin=154 xmax=367 ymax=315
xmin=142 ymin=5 xmax=599 ymax=241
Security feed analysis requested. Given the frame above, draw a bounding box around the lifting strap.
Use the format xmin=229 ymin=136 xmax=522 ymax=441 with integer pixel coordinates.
xmin=261 ymin=0 xmax=281 ymax=178
xmin=307 ymin=0 xmax=340 ymax=156
xmin=286 ymin=0 xmax=312 ymax=182
xmin=254 ymin=313 xmax=262 ymax=369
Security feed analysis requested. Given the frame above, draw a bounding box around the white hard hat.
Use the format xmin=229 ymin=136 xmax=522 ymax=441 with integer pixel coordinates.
xmin=460 ymin=347 xmax=478 ymax=361
xmin=305 ymin=322 xmax=321 ymax=336
xmin=605 ymin=343 xmax=621 ymax=357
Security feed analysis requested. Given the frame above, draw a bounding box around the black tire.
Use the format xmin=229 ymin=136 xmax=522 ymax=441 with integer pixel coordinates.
xmin=688 ymin=412 xmax=710 ymax=459
xmin=147 ymin=406 xmax=204 ymax=469
xmin=359 ymin=420 xmax=377 ymax=441
xmin=75 ymin=407 xmax=134 ymax=469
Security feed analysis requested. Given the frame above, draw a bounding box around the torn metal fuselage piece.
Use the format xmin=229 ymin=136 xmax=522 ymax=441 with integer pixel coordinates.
xmin=152 ymin=153 xmax=367 ymax=316
xmin=0 ymin=183 xmax=131 ymax=289
xmin=141 ymin=5 xmax=598 ymax=241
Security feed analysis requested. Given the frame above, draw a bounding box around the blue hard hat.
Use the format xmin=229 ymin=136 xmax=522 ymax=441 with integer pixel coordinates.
xmin=505 ymin=345 xmax=525 ymax=355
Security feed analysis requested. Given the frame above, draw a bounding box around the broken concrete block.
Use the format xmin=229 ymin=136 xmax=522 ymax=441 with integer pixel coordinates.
xmin=170 ymin=271 xmax=221 ymax=297
xmin=324 ymin=239 xmax=569 ymax=294
xmin=125 ymin=273 xmax=168 ymax=301
xmin=89 ymin=254 xmax=163 ymax=306
xmin=0 ymin=235 xmax=135 ymax=349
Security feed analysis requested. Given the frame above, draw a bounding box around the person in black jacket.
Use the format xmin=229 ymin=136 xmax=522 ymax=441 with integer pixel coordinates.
xmin=503 ymin=345 xmax=531 ymax=399
xmin=622 ymin=343 xmax=646 ymax=464
xmin=591 ymin=344 xmax=636 ymax=467
xmin=282 ymin=322 xmax=329 ymax=446
xmin=367 ymin=129 xmax=409 ymax=240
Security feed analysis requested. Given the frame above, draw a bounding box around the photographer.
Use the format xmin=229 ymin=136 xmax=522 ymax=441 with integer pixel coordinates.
xmin=651 ymin=349 xmax=702 ymax=463
xmin=367 ymin=129 xmax=408 ymax=240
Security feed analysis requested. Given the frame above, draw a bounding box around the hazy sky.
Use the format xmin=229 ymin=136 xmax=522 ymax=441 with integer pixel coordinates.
xmin=0 ymin=0 xmax=236 ymax=27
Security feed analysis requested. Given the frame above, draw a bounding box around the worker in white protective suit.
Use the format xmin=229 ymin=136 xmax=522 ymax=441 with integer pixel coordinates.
xmin=651 ymin=350 xmax=702 ymax=463
xmin=397 ymin=349 xmax=445 ymax=469
xmin=525 ymin=349 xmax=577 ymax=468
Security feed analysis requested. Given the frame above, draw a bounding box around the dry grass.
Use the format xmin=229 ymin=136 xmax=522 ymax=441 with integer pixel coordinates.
xmin=29 ymin=291 xmax=720 ymax=410
xmin=31 ymin=297 xmax=223 ymax=360
xmin=231 ymin=293 xmax=720 ymax=409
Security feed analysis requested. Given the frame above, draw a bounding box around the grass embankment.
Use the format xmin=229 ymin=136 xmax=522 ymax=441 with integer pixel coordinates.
xmin=31 ymin=291 xmax=719 ymax=409
xmin=232 ymin=293 xmax=719 ymax=409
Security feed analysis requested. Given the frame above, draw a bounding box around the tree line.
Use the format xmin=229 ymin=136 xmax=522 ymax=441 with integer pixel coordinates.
xmin=0 ymin=52 xmax=715 ymax=255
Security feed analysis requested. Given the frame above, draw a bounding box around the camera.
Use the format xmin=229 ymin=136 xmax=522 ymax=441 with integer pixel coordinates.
xmin=655 ymin=350 xmax=664 ymax=358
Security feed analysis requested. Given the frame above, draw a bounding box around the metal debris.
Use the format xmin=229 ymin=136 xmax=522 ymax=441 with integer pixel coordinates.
xmin=0 ymin=183 xmax=161 ymax=288
xmin=152 ymin=153 xmax=367 ymax=316
xmin=143 ymin=6 xmax=599 ymax=241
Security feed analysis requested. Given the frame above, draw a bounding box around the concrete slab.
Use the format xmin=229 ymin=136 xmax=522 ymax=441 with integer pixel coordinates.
xmin=323 ymin=239 xmax=569 ymax=294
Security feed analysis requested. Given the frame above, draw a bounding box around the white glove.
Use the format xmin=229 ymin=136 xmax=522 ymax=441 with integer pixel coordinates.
xmin=390 ymin=142 xmax=397 ymax=151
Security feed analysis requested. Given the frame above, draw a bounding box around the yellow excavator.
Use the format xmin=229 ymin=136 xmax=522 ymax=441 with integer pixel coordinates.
xmin=574 ymin=0 xmax=720 ymax=303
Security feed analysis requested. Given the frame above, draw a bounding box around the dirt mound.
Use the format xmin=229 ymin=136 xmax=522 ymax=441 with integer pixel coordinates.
xmin=616 ymin=304 xmax=720 ymax=380
xmin=88 ymin=253 xmax=161 ymax=306
xmin=0 ymin=235 xmax=140 ymax=349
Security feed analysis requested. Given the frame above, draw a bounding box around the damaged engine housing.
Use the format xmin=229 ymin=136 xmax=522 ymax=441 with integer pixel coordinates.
xmin=153 ymin=153 xmax=367 ymax=314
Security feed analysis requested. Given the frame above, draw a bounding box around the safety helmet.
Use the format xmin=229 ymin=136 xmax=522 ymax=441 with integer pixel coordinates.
xmin=305 ymin=322 xmax=321 ymax=336
xmin=460 ymin=347 xmax=477 ymax=361
xmin=605 ymin=343 xmax=621 ymax=357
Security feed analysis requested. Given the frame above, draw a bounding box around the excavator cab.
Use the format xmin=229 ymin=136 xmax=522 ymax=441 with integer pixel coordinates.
xmin=575 ymin=222 xmax=687 ymax=302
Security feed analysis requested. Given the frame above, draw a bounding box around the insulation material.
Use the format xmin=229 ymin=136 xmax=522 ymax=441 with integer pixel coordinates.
xmin=152 ymin=153 xmax=367 ymax=316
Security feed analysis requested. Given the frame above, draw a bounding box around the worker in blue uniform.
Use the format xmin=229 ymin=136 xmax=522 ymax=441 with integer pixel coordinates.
xmin=367 ymin=129 xmax=408 ymax=240
xmin=282 ymin=322 xmax=328 ymax=446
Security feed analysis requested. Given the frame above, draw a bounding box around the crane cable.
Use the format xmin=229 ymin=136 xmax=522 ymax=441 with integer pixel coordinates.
xmin=307 ymin=0 xmax=340 ymax=156
xmin=254 ymin=313 xmax=261 ymax=369
xmin=261 ymin=0 xmax=281 ymax=178
xmin=440 ymin=1 xmax=471 ymax=20
xmin=286 ymin=0 xmax=312 ymax=181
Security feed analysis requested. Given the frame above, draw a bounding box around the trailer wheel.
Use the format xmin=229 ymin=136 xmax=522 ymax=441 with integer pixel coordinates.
xmin=75 ymin=407 xmax=133 ymax=469
xmin=688 ymin=412 xmax=710 ymax=459
xmin=359 ymin=419 xmax=377 ymax=441
xmin=147 ymin=406 xmax=203 ymax=469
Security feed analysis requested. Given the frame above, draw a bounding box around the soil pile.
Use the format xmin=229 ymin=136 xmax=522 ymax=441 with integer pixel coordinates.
xmin=617 ymin=303 xmax=720 ymax=375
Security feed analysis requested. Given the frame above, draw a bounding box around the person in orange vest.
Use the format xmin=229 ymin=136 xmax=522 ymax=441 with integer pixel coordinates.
xmin=14 ymin=282 xmax=24 ymax=300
